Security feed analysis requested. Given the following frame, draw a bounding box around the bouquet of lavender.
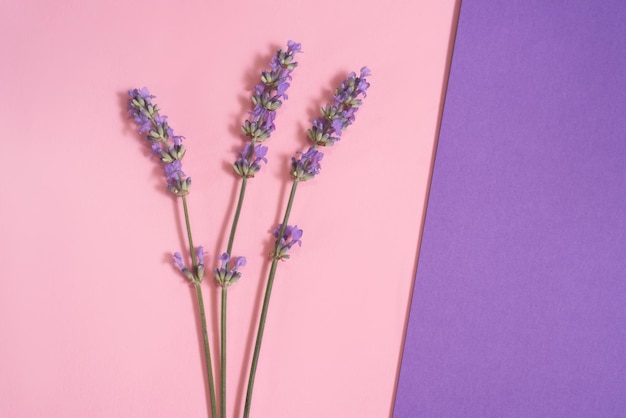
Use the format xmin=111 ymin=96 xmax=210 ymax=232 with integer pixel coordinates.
xmin=127 ymin=41 xmax=370 ymax=418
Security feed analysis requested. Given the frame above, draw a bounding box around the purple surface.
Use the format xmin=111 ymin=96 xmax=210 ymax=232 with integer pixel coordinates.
xmin=393 ymin=1 xmax=626 ymax=417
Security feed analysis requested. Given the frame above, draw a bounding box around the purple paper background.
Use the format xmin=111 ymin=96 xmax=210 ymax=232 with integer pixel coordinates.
xmin=393 ymin=1 xmax=626 ymax=417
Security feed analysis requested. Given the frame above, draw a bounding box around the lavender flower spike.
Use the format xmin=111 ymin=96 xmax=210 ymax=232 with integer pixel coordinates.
xmin=241 ymin=41 xmax=301 ymax=142
xmin=214 ymin=252 xmax=247 ymax=288
xmin=272 ymin=224 xmax=303 ymax=260
xmin=307 ymin=67 xmax=371 ymax=147
xmin=235 ymin=41 xmax=302 ymax=178
xmin=128 ymin=88 xmax=191 ymax=196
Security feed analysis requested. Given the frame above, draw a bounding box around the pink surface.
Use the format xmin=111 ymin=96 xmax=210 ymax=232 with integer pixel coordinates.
xmin=0 ymin=1 xmax=457 ymax=417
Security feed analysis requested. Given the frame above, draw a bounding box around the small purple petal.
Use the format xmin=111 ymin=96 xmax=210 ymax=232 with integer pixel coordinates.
xmin=151 ymin=142 xmax=162 ymax=156
xmin=239 ymin=143 xmax=252 ymax=158
xmin=290 ymin=226 xmax=303 ymax=244
xmin=196 ymin=246 xmax=206 ymax=265
xmin=234 ymin=256 xmax=247 ymax=270
xmin=287 ymin=40 xmax=302 ymax=54
xmin=173 ymin=252 xmax=185 ymax=270
xmin=138 ymin=87 xmax=153 ymax=101
xmin=154 ymin=114 xmax=167 ymax=125
xmin=218 ymin=252 xmax=230 ymax=269
xmin=254 ymin=144 xmax=268 ymax=162
xmin=276 ymin=81 xmax=290 ymax=99
xmin=331 ymin=119 xmax=344 ymax=134
xmin=164 ymin=160 xmax=184 ymax=182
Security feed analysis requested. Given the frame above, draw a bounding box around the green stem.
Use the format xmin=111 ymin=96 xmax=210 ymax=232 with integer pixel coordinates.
xmin=243 ymin=180 xmax=299 ymax=418
xmin=182 ymin=196 xmax=197 ymax=268
xmin=219 ymin=177 xmax=248 ymax=418
xmin=196 ymin=283 xmax=218 ymax=418
xmin=182 ymin=196 xmax=217 ymax=418
xmin=227 ymin=178 xmax=248 ymax=255
xmin=221 ymin=287 xmax=227 ymax=418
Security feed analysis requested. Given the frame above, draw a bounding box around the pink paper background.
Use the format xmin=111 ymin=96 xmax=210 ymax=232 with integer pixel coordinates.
xmin=0 ymin=1 xmax=458 ymax=416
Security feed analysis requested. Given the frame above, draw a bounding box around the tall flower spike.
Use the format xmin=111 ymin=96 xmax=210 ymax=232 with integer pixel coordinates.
xmin=128 ymin=88 xmax=192 ymax=196
xmin=307 ymin=67 xmax=371 ymax=147
xmin=235 ymin=41 xmax=302 ymax=178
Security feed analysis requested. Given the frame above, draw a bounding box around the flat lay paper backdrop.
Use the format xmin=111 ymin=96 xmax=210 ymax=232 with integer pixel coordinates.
xmin=0 ymin=1 xmax=458 ymax=417
xmin=394 ymin=1 xmax=626 ymax=417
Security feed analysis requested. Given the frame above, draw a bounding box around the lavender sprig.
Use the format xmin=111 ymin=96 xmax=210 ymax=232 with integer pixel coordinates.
xmin=128 ymin=88 xmax=191 ymax=196
xmin=244 ymin=68 xmax=371 ymax=418
xmin=127 ymin=55 xmax=371 ymax=418
xmin=128 ymin=88 xmax=218 ymax=418
xmin=219 ymin=42 xmax=301 ymax=418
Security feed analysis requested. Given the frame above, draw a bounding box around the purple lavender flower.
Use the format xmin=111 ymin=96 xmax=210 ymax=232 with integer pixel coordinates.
xmin=196 ymin=246 xmax=206 ymax=266
xmin=128 ymin=87 xmax=191 ymax=196
xmin=173 ymin=252 xmax=195 ymax=282
xmin=239 ymin=41 xmax=301 ymax=143
xmin=173 ymin=246 xmax=206 ymax=282
xmin=291 ymin=147 xmax=324 ymax=181
xmin=173 ymin=252 xmax=185 ymax=270
xmin=233 ymin=143 xmax=269 ymax=178
xmin=272 ymin=224 xmax=303 ymax=260
xmin=214 ymin=252 xmax=247 ymax=287
xmin=195 ymin=245 xmax=206 ymax=279
xmin=307 ymin=66 xmax=371 ymax=147
xmin=164 ymin=160 xmax=185 ymax=183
